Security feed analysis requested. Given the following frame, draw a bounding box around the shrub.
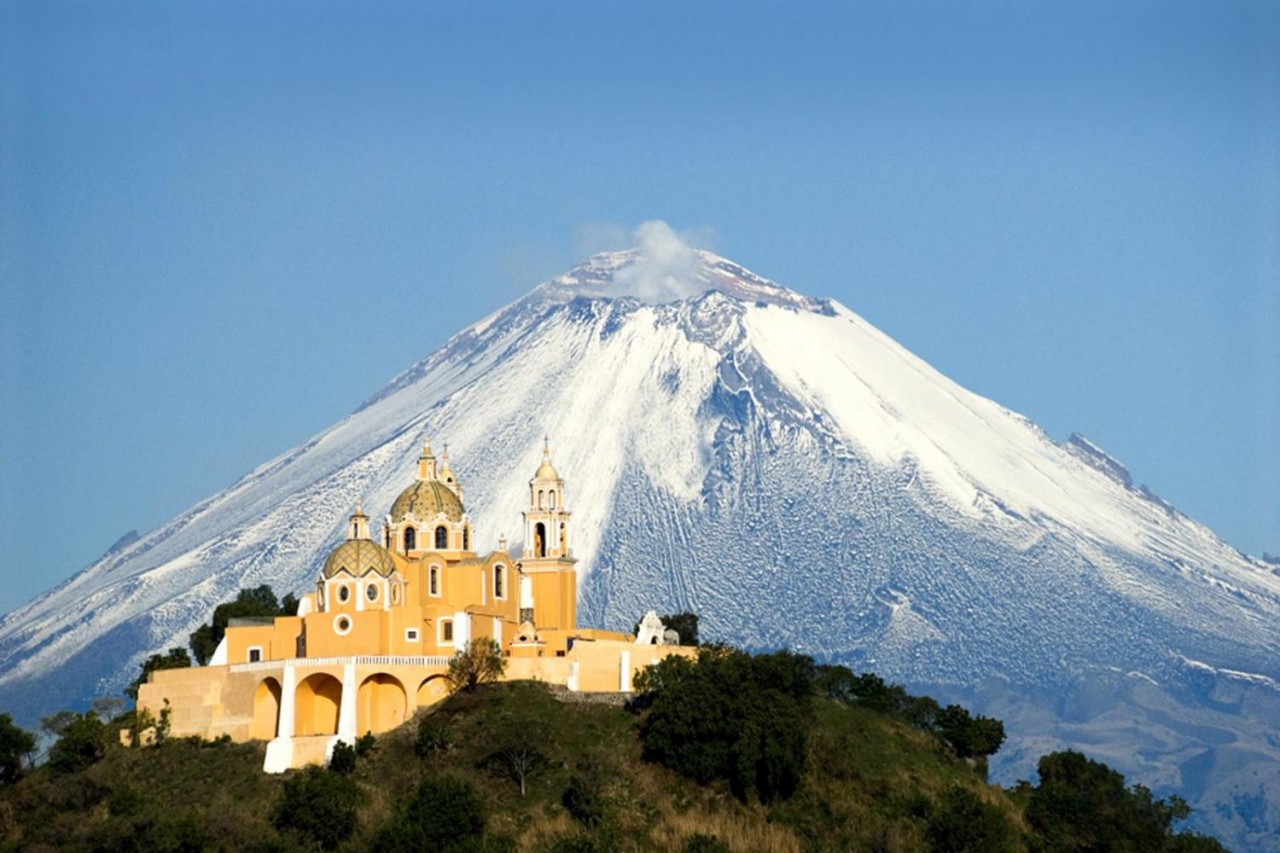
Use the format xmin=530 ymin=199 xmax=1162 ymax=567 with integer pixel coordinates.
xmin=924 ymin=786 xmax=1016 ymax=853
xmin=562 ymin=775 xmax=606 ymax=828
xmin=373 ymin=775 xmax=485 ymax=852
xmin=936 ymin=704 xmax=1005 ymax=759
xmin=47 ymin=711 xmax=108 ymax=773
xmin=637 ymin=647 xmax=809 ymax=803
xmin=447 ymin=638 xmax=505 ymax=693
xmin=329 ymin=740 xmax=357 ymax=775
xmin=0 ymin=713 xmax=36 ymax=786
xmin=272 ymin=766 xmax=361 ymax=850
xmin=682 ymin=834 xmax=731 ymax=853
xmin=355 ymin=731 xmax=377 ymax=757
xmin=415 ymin=716 xmax=451 ymax=758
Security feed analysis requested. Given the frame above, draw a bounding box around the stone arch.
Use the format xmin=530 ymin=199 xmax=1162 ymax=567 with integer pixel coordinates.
xmin=251 ymin=677 xmax=282 ymax=740
xmin=416 ymin=674 xmax=451 ymax=709
xmin=356 ymin=673 xmax=407 ymax=734
xmin=295 ymin=672 xmax=342 ymax=736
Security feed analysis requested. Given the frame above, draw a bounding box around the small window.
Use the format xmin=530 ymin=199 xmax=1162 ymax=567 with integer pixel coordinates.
xmin=463 ymin=527 xmax=470 ymax=550
xmin=494 ymin=566 xmax=505 ymax=599
xmin=335 ymin=616 xmax=352 ymax=635
xmin=248 ymin=647 xmax=262 ymax=663
xmin=442 ymin=620 xmax=454 ymax=642
xmin=366 ymin=583 xmax=378 ymax=602
xmin=435 ymin=526 xmax=448 ymax=549
xmin=338 ymin=585 xmax=351 ymax=603
xmin=391 ymin=585 xmax=401 ymax=604
xmin=404 ymin=526 xmax=416 ymax=551
xmin=549 ymin=490 xmax=556 ymax=509
xmin=429 ymin=566 xmax=439 ymax=596
xmin=405 ymin=628 xmax=419 ymax=642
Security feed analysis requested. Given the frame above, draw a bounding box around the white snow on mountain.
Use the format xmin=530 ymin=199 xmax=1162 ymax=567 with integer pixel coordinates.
xmin=2 ymin=241 xmax=1277 ymax=848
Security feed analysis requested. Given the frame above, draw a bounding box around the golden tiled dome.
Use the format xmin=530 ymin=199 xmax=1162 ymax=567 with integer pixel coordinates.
xmin=322 ymin=539 xmax=397 ymax=578
xmin=391 ymin=479 xmax=464 ymax=522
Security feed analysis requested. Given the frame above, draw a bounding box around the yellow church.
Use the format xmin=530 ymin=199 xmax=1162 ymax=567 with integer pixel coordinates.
xmin=137 ymin=439 xmax=689 ymax=771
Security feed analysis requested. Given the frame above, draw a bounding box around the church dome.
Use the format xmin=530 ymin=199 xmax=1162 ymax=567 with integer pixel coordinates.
xmin=322 ymin=539 xmax=397 ymax=578
xmin=535 ymin=458 xmax=559 ymax=480
xmin=391 ymin=479 xmax=465 ymax=522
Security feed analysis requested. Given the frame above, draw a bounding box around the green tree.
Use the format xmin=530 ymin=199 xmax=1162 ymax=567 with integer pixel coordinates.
xmin=484 ymin=722 xmax=549 ymax=796
xmin=446 ymin=638 xmax=505 ymax=693
xmin=272 ymin=765 xmax=361 ymax=850
xmin=0 ymin=713 xmax=36 ymax=786
xmin=925 ymin=786 xmax=1016 ymax=853
xmin=562 ymin=775 xmax=607 ymax=828
xmin=1027 ymin=750 xmax=1222 ymax=852
xmin=936 ymin=704 xmax=1005 ymax=759
xmin=661 ymin=612 xmax=700 ymax=646
xmin=373 ymin=775 xmax=486 ymax=853
xmin=415 ymin=715 xmax=451 ymax=758
xmin=636 ymin=646 xmax=809 ymax=803
xmin=126 ymin=647 xmax=192 ymax=700
xmin=47 ymin=711 xmax=108 ymax=773
xmin=329 ymin=740 xmax=357 ymax=775
xmin=189 ymin=584 xmax=297 ymax=665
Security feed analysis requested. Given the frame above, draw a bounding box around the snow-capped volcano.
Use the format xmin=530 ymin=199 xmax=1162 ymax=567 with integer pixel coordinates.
xmin=2 ymin=246 xmax=1277 ymax=847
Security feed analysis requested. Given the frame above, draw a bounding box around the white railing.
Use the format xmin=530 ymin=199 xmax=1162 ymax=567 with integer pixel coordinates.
xmin=229 ymin=655 xmax=451 ymax=674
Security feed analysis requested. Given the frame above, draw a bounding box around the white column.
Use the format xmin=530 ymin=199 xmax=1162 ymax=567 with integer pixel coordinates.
xmin=454 ymin=611 xmax=470 ymax=646
xmin=338 ymin=661 xmax=358 ymax=739
xmin=264 ymin=664 xmax=297 ymax=773
xmin=493 ymin=617 xmax=502 ymax=647
xmin=619 ymin=650 xmax=632 ymax=692
xmin=568 ymin=660 xmax=580 ymax=692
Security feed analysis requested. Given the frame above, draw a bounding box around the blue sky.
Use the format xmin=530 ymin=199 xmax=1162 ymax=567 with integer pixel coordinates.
xmin=2 ymin=0 xmax=1277 ymax=615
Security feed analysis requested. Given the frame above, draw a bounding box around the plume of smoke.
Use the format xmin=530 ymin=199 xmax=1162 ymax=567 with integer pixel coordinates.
xmin=613 ymin=221 xmax=705 ymax=303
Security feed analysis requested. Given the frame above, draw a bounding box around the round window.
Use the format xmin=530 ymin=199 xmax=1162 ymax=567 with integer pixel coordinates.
xmin=366 ymin=583 xmax=378 ymax=601
xmin=335 ymin=615 xmax=352 ymax=635
xmin=338 ymin=585 xmax=350 ymax=602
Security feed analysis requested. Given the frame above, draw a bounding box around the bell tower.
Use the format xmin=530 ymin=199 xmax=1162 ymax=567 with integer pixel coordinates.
xmin=519 ymin=439 xmax=577 ymax=631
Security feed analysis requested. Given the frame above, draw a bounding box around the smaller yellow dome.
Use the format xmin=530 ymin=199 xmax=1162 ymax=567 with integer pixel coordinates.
xmin=322 ymin=539 xmax=397 ymax=579
xmin=391 ymin=479 xmax=465 ymax=522
xmin=535 ymin=458 xmax=559 ymax=479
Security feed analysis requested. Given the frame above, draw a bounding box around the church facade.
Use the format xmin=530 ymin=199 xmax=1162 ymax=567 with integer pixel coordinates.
xmin=136 ymin=440 xmax=687 ymax=772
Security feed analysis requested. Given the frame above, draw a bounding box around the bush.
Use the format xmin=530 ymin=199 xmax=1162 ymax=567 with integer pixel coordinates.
xmin=329 ymin=740 xmax=357 ymax=775
xmin=373 ymin=775 xmax=485 ymax=852
xmin=415 ymin=716 xmax=451 ymax=758
xmin=636 ymin=647 xmax=809 ymax=803
xmin=0 ymin=713 xmax=35 ymax=786
xmin=1027 ymin=750 xmax=1225 ymax=851
xmin=682 ymin=834 xmax=730 ymax=853
xmin=47 ymin=711 xmax=108 ymax=773
xmin=925 ymin=786 xmax=1016 ymax=853
xmin=936 ymin=704 xmax=1005 ymax=760
xmin=355 ymin=731 xmax=377 ymax=757
xmin=272 ymin=766 xmax=361 ymax=850
xmin=447 ymin=638 xmax=505 ymax=693
xmin=562 ymin=775 xmax=606 ymax=828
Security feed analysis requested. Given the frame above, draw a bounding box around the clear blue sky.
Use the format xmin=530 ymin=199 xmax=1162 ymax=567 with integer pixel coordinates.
xmin=2 ymin=1 xmax=1277 ymax=616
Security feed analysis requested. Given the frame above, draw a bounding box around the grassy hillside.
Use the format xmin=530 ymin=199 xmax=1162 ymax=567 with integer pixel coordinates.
xmin=2 ymin=680 xmax=1021 ymax=852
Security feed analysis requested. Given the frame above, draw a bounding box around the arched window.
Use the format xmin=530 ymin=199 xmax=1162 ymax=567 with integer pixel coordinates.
xmin=549 ymin=490 xmax=556 ymax=509
xmin=441 ymin=620 xmax=454 ymax=642
xmin=384 ymin=529 xmax=391 ymax=549
xmin=538 ymin=490 xmax=545 ymax=509
xmin=535 ymin=522 xmax=547 ymax=558
xmin=463 ymin=527 xmax=470 ymax=550
xmin=435 ymin=526 xmax=448 ymax=549
xmin=494 ymin=566 xmax=505 ymax=598
xmin=429 ymin=566 xmax=439 ymax=596
xmin=404 ymin=527 xmax=416 ymax=552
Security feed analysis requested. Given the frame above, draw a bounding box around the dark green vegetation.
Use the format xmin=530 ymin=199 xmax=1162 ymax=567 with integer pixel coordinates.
xmin=1 ymin=648 xmax=1227 ymax=852
xmin=632 ymin=612 xmax=700 ymax=647
xmin=189 ymin=585 xmax=300 ymax=666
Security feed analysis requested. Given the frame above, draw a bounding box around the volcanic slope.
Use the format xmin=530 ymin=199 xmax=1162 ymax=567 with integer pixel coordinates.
xmin=2 ymin=250 xmax=1278 ymax=848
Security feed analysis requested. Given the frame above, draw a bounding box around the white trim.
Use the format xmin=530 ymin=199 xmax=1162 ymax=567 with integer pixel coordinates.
xmin=405 ymin=628 xmax=420 ymax=642
xmin=438 ymin=618 xmax=455 ymax=647
xmin=231 ymin=655 xmax=450 ymax=673
xmin=493 ymin=564 xmax=507 ymax=600
xmin=428 ymin=565 xmax=442 ymax=597
xmin=247 ymin=645 xmax=264 ymax=663
xmin=334 ymin=614 xmax=353 ymax=636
